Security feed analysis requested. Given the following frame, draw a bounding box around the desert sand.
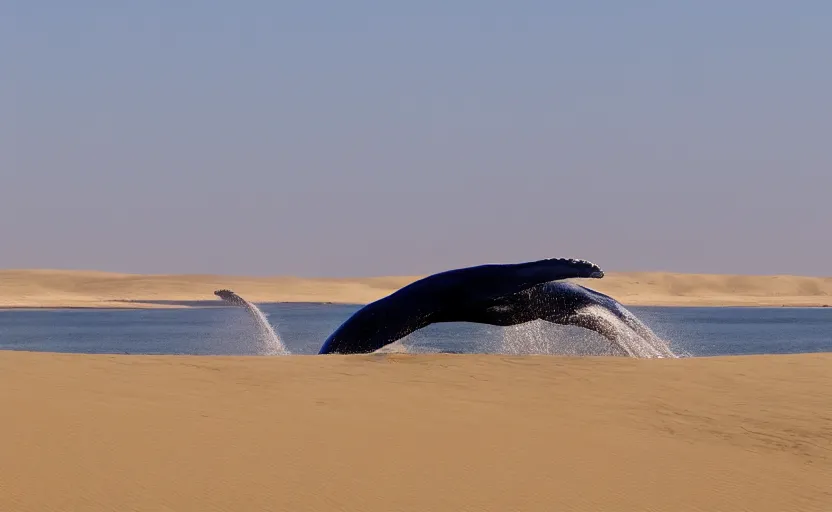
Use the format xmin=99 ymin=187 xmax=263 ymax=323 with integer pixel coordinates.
xmin=0 ymin=350 xmax=829 ymax=511
xmin=1 ymin=268 xmax=831 ymax=308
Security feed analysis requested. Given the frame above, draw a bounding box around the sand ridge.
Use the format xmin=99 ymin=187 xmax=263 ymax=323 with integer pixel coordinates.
xmin=1 ymin=268 xmax=831 ymax=308
xmin=0 ymin=350 xmax=829 ymax=511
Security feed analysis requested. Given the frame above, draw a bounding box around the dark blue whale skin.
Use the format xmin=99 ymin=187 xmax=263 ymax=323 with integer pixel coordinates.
xmin=317 ymin=257 xmax=618 ymax=355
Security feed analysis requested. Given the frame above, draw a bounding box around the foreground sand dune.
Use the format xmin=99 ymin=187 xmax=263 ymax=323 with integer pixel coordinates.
xmin=0 ymin=350 xmax=829 ymax=511
xmin=1 ymin=268 xmax=831 ymax=308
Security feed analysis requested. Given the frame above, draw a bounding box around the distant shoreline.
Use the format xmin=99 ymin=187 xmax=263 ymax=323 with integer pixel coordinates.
xmin=0 ymin=300 xmax=352 ymax=311
xmin=2 ymin=303 xmax=831 ymax=311
xmin=1 ymin=269 xmax=830 ymax=309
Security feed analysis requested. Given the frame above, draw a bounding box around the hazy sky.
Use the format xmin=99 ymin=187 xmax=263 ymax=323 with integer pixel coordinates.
xmin=3 ymin=2 xmax=830 ymax=277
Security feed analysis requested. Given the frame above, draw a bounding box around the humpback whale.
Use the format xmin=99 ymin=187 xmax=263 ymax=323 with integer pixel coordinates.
xmin=215 ymin=257 xmax=676 ymax=358
xmin=317 ymin=258 xmax=674 ymax=357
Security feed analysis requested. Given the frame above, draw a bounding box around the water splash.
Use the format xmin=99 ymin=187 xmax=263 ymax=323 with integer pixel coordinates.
xmin=583 ymin=304 xmax=676 ymax=358
xmin=372 ymin=340 xmax=412 ymax=354
xmin=214 ymin=290 xmax=290 ymax=355
xmin=498 ymin=306 xmax=678 ymax=358
xmin=498 ymin=321 xmax=624 ymax=356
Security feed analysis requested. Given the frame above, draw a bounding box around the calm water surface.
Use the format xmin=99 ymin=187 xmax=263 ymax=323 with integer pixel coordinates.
xmin=1 ymin=304 xmax=830 ymax=357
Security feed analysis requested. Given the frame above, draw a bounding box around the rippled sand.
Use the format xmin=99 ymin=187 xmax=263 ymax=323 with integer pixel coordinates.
xmin=1 ymin=350 xmax=829 ymax=511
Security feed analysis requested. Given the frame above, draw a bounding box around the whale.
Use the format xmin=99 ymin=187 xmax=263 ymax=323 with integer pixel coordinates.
xmin=317 ymin=258 xmax=675 ymax=357
xmin=214 ymin=257 xmax=676 ymax=358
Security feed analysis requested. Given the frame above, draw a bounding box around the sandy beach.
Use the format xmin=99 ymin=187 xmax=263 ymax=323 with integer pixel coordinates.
xmin=0 ymin=350 xmax=829 ymax=511
xmin=2 ymin=268 xmax=831 ymax=308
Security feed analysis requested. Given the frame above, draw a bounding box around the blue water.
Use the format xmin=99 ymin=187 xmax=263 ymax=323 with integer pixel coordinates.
xmin=0 ymin=304 xmax=830 ymax=357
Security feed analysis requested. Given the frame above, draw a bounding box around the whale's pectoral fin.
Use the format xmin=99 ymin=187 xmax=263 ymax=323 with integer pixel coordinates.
xmin=515 ymin=258 xmax=604 ymax=284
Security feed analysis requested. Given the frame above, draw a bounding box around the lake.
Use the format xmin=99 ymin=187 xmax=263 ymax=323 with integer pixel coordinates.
xmin=1 ymin=303 xmax=831 ymax=357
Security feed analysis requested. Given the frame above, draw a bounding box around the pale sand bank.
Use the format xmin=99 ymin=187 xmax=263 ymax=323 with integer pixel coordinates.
xmin=1 ymin=268 xmax=832 ymax=308
xmin=0 ymin=350 xmax=830 ymax=511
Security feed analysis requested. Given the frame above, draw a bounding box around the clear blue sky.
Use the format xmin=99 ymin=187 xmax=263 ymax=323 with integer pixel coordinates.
xmin=3 ymin=1 xmax=830 ymax=277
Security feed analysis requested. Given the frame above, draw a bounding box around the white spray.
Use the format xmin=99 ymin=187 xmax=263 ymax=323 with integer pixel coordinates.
xmin=498 ymin=305 xmax=678 ymax=358
xmin=214 ymin=289 xmax=290 ymax=355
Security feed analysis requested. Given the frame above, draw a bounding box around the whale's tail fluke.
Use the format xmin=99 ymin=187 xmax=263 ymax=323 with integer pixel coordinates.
xmin=214 ymin=289 xmax=290 ymax=355
xmin=214 ymin=289 xmax=250 ymax=307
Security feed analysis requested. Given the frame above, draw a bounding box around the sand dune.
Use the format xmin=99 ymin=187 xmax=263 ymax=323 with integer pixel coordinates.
xmin=0 ymin=350 xmax=829 ymax=511
xmin=1 ymin=268 xmax=831 ymax=308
